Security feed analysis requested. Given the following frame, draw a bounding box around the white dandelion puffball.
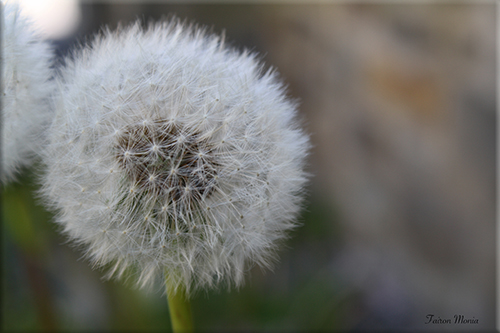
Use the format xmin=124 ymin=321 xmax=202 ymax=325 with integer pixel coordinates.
xmin=1 ymin=2 xmax=55 ymax=183
xmin=42 ymin=21 xmax=309 ymax=294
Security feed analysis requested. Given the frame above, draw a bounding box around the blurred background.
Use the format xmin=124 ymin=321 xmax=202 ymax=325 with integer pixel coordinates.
xmin=2 ymin=1 xmax=496 ymax=332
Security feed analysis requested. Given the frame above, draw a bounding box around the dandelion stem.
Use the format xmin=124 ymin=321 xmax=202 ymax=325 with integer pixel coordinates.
xmin=166 ymin=283 xmax=193 ymax=333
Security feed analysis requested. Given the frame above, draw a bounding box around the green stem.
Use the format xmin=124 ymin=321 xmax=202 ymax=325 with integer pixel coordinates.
xmin=166 ymin=283 xmax=194 ymax=333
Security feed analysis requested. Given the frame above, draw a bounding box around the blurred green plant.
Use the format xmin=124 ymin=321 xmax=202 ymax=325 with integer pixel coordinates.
xmin=3 ymin=171 xmax=355 ymax=331
xmin=3 ymin=167 xmax=56 ymax=331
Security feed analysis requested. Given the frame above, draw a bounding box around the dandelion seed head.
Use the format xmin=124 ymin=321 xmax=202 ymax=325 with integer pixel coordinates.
xmin=41 ymin=20 xmax=310 ymax=295
xmin=1 ymin=1 xmax=55 ymax=183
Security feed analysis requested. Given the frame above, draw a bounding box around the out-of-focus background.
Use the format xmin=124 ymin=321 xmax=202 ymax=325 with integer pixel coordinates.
xmin=2 ymin=1 xmax=496 ymax=332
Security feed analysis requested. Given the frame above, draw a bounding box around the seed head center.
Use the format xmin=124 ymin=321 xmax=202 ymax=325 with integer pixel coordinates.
xmin=115 ymin=120 xmax=218 ymax=203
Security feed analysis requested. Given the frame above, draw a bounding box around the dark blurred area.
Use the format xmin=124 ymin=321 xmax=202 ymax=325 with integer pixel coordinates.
xmin=2 ymin=2 xmax=496 ymax=332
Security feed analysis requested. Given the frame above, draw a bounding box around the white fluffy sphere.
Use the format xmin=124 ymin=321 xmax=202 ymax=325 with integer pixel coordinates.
xmin=41 ymin=21 xmax=309 ymax=294
xmin=1 ymin=2 xmax=55 ymax=183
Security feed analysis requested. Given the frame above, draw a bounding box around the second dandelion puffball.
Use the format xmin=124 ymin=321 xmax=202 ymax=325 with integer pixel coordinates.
xmin=2 ymin=2 xmax=55 ymax=183
xmin=42 ymin=21 xmax=309 ymax=294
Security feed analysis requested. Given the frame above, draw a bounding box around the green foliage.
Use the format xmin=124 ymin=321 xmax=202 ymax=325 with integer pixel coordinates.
xmin=2 ymin=170 xmax=353 ymax=331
